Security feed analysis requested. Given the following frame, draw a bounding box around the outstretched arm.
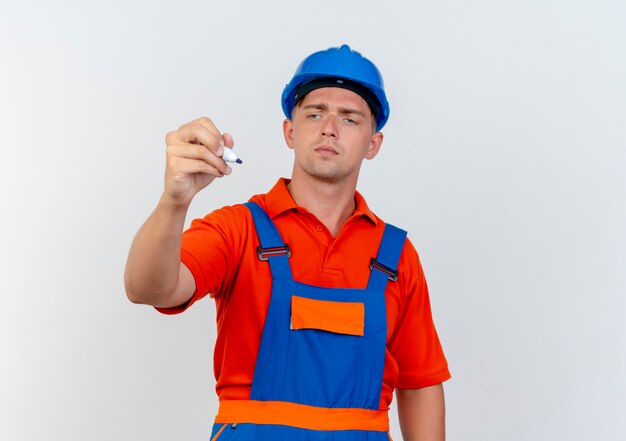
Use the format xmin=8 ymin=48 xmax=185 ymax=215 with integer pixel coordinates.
xmin=124 ymin=117 xmax=234 ymax=308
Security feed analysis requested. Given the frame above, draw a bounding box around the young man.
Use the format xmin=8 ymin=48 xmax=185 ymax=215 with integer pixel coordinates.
xmin=125 ymin=45 xmax=450 ymax=441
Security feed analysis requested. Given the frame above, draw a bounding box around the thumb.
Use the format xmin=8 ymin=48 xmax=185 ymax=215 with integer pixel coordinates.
xmin=222 ymin=132 xmax=235 ymax=149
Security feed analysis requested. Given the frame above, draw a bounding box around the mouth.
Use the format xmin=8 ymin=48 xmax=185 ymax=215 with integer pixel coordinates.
xmin=314 ymin=145 xmax=338 ymax=155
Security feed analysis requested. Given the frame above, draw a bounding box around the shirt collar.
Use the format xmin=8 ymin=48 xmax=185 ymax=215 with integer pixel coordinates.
xmin=261 ymin=178 xmax=378 ymax=225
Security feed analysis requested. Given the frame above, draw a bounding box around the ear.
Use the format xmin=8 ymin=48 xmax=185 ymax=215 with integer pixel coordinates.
xmin=283 ymin=119 xmax=294 ymax=149
xmin=364 ymin=131 xmax=384 ymax=160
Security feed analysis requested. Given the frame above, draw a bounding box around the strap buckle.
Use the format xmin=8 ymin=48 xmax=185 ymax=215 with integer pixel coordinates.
xmin=257 ymin=245 xmax=291 ymax=261
xmin=369 ymin=258 xmax=398 ymax=282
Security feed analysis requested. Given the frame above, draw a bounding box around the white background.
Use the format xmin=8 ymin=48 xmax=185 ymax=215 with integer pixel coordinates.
xmin=1 ymin=1 xmax=625 ymax=440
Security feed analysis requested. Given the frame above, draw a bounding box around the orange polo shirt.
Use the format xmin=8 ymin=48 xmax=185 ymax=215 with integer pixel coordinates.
xmin=158 ymin=178 xmax=450 ymax=410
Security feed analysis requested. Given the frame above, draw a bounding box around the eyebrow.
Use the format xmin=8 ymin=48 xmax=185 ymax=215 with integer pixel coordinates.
xmin=302 ymin=103 xmax=367 ymax=118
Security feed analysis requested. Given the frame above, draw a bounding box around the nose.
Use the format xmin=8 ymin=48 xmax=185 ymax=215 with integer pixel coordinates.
xmin=321 ymin=116 xmax=337 ymax=138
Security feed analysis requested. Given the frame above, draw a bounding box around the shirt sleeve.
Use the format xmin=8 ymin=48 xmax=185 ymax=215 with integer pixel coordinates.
xmin=155 ymin=204 xmax=248 ymax=315
xmin=388 ymin=240 xmax=451 ymax=388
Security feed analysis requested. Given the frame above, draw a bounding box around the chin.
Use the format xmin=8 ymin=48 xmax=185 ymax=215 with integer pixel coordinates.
xmin=302 ymin=164 xmax=344 ymax=182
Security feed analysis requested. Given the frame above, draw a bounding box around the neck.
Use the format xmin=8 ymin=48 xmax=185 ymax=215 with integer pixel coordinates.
xmin=287 ymin=174 xmax=358 ymax=237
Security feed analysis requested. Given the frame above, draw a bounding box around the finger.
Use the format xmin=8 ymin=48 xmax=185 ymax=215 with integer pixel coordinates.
xmin=167 ymin=143 xmax=232 ymax=175
xmin=183 ymin=158 xmax=231 ymax=177
xmin=187 ymin=116 xmax=219 ymax=133
xmin=187 ymin=117 xmax=225 ymax=154
xmin=182 ymin=116 xmax=222 ymax=137
xmin=176 ymin=123 xmax=223 ymax=155
xmin=168 ymin=156 xmax=231 ymax=178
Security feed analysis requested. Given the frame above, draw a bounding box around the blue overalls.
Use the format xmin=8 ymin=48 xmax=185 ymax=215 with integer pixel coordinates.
xmin=210 ymin=202 xmax=407 ymax=441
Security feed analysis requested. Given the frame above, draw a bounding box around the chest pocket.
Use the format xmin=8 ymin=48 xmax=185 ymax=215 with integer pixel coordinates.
xmin=291 ymin=295 xmax=365 ymax=336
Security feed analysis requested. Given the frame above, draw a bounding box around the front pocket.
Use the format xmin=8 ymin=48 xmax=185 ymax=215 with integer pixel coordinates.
xmin=210 ymin=423 xmax=228 ymax=441
xmin=290 ymin=295 xmax=364 ymax=336
xmin=210 ymin=423 xmax=248 ymax=441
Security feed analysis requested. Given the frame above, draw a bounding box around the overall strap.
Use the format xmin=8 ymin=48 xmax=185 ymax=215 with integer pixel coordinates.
xmin=244 ymin=202 xmax=293 ymax=280
xmin=367 ymin=223 xmax=407 ymax=291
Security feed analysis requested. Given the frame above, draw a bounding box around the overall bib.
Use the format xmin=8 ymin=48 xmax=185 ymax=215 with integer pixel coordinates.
xmin=210 ymin=202 xmax=407 ymax=441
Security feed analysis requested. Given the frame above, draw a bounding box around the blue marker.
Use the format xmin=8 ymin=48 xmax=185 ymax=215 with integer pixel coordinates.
xmin=222 ymin=146 xmax=242 ymax=164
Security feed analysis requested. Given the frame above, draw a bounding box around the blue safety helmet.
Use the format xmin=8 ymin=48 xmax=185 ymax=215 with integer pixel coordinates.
xmin=281 ymin=45 xmax=390 ymax=131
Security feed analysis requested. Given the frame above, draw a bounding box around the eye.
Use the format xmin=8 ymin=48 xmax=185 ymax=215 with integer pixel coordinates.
xmin=307 ymin=113 xmax=322 ymax=120
xmin=344 ymin=117 xmax=358 ymax=125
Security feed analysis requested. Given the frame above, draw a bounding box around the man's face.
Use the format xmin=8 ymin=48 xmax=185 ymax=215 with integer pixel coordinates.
xmin=283 ymin=87 xmax=383 ymax=185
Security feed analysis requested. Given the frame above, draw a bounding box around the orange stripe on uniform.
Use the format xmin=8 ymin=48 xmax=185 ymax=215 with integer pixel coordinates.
xmin=215 ymin=400 xmax=389 ymax=432
xmin=210 ymin=423 xmax=227 ymax=441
